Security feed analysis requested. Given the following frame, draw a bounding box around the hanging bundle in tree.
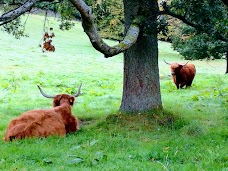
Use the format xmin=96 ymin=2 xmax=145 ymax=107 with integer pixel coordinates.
xmin=39 ymin=10 xmax=55 ymax=52
xmin=39 ymin=27 xmax=55 ymax=52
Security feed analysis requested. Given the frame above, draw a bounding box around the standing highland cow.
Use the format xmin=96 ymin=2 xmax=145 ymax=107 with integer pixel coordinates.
xmin=164 ymin=60 xmax=196 ymax=89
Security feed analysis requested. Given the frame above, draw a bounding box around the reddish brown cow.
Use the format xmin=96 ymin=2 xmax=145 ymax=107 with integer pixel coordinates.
xmin=164 ymin=60 xmax=196 ymax=89
xmin=4 ymin=84 xmax=82 ymax=141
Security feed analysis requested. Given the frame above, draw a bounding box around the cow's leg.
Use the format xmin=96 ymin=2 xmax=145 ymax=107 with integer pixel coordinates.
xmin=175 ymin=79 xmax=180 ymax=89
xmin=180 ymin=84 xmax=185 ymax=89
xmin=186 ymin=79 xmax=193 ymax=87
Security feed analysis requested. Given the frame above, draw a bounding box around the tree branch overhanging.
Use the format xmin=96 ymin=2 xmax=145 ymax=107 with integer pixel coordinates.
xmin=158 ymin=10 xmax=199 ymax=30
xmin=69 ymin=0 xmax=140 ymax=58
xmin=0 ymin=0 xmax=139 ymax=57
xmin=0 ymin=0 xmax=40 ymax=26
xmin=158 ymin=2 xmax=228 ymax=42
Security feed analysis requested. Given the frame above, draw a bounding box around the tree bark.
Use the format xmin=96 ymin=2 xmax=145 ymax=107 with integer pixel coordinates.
xmin=0 ymin=0 xmax=39 ymax=25
xmin=120 ymin=0 xmax=162 ymax=112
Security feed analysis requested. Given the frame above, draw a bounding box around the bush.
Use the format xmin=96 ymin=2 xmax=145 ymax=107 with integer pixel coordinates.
xmin=171 ymin=27 xmax=226 ymax=60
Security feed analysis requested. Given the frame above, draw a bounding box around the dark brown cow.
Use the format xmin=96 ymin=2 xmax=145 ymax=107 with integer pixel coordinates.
xmin=4 ymin=84 xmax=82 ymax=141
xmin=164 ymin=59 xmax=196 ymax=89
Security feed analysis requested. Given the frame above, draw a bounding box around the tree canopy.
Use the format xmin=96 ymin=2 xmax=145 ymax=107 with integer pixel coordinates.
xmin=159 ymin=0 xmax=228 ymax=66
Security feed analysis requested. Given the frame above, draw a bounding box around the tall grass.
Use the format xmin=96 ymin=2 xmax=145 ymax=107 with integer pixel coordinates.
xmin=0 ymin=14 xmax=227 ymax=170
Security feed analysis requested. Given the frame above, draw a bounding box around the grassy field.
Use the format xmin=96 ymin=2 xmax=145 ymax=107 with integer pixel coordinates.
xmin=0 ymin=14 xmax=228 ymax=171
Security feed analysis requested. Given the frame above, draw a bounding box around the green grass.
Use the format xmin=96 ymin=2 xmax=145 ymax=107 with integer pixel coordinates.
xmin=0 ymin=14 xmax=228 ymax=170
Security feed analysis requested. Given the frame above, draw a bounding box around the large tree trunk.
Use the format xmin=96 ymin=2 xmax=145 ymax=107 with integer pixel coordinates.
xmin=120 ymin=0 xmax=162 ymax=112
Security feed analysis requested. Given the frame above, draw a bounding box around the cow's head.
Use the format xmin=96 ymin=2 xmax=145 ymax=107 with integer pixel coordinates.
xmin=164 ymin=59 xmax=188 ymax=76
xmin=37 ymin=83 xmax=82 ymax=107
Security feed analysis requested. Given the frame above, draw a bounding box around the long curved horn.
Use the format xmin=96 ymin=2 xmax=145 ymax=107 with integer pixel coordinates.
xmin=163 ymin=59 xmax=171 ymax=65
xmin=182 ymin=61 xmax=189 ymax=66
xmin=37 ymin=85 xmax=55 ymax=98
xmin=72 ymin=83 xmax=82 ymax=97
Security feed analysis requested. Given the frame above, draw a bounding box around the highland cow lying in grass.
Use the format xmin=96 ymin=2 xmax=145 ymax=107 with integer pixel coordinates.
xmin=4 ymin=84 xmax=82 ymax=141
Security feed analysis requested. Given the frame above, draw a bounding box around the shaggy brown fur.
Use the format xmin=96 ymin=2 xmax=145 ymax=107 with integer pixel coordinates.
xmin=164 ymin=59 xmax=196 ymax=89
xmin=169 ymin=62 xmax=196 ymax=89
xmin=4 ymin=87 xmax=81 ymax=141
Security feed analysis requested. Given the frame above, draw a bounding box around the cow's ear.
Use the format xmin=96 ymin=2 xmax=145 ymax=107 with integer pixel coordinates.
xmin=69 ymin=97 xmax=75 ymax=105
xmin=53 ymin=99 xmax=60 ymax=107
xmin=179 ymin=64 xmax=184 ymax=68
xmin=53 ymin=95 xmax=63 ymax=107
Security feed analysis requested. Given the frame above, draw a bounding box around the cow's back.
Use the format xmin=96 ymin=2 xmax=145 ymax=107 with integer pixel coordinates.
xmin=4 ymin=110 xmax=66 ymax=141
xmin=179 ymin=63 xmax=196 ymax=87
xmin=181 ymin=63 xmax=196 ymax=80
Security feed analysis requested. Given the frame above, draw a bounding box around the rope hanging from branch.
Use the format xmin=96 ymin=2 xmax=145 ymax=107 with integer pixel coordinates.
xmin=39 ymin=10 xmax=55 ymax=52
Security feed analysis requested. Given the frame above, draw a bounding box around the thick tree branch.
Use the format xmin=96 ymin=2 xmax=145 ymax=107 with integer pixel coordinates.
xmin=0 ymin=0 xmax=40 ymax=26
xmin=159 ymin=11 xmax=202 ymax=32
xmin=69 ymin=0 xmax=139 ymax=58
xmin=158 ymin=8 xmax=227 ymax=42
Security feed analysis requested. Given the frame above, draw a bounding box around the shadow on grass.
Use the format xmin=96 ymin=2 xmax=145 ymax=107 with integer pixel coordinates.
xmin=84 ymin=110 xmax=189 ymax=133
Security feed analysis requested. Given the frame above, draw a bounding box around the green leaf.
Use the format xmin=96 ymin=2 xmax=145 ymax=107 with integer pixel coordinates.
xmin=90 ymin=139 xmax=99 ymax=146
xmin=68 ymin=157 xmax=84 ymax=165
xmin=70 ymin=145 xmax=81 ymax=150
